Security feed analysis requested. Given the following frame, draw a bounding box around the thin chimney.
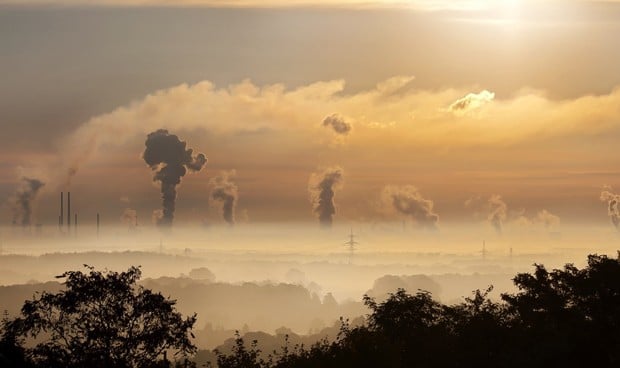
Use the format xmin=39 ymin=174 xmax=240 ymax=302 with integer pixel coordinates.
xmin=60 ymin=192 xmax=64 ymax=226
xmin=74 ymin=213 xmax=78 ymax=237
xmin=96 ymin=213 xmax=100 ymax=238
xmin=67 ymin=192 xmax=71 ymax=231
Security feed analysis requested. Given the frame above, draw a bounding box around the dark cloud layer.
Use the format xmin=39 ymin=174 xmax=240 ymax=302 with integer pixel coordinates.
xmin=143 ymin=129 xmax=207 ymax=228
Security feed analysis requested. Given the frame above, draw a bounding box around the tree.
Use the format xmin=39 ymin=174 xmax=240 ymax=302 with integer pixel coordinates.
xmin=210 ymin=253 xmax=620 ymax=368
xmin=214 ymin=332 xmax=265 ymax=368
xmin=1 ymin=265 xmax=196 ymax=368
xmin=502 ymin=253 xmax=620 ymax=367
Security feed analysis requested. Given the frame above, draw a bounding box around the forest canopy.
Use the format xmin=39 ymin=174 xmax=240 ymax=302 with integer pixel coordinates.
xmin=2 ymin=253 xmax=620 ymax=368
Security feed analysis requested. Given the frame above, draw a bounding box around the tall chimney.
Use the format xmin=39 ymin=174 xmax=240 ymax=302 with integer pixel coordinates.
xmin=67 ymin=192 xmax=71 ymax=230
xmin=60 ymin=192 xmax=64 ymax=227
xmin=96 ymin=213 xmax=100 ymax=238
xmin=74 ymin=213 xmax=77 ymax=236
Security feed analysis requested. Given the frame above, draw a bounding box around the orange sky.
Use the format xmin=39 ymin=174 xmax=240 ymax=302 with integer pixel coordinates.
xmin=1 ymin=1 xmax=619 ymax=229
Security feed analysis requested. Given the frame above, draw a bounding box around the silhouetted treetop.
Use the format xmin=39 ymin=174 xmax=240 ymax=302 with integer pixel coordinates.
xmin=1 ymin=265 xmax=196 ymax=368
xmin=209 ymin=253 xmax=620 ymax=368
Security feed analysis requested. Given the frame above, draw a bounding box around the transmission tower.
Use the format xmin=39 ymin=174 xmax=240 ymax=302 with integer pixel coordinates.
xmin=344 ymin=228 xmax=359 ymax=264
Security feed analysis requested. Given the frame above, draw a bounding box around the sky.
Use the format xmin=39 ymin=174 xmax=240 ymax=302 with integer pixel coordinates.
xmin=1 ymin=0 xmax=620 ymax=230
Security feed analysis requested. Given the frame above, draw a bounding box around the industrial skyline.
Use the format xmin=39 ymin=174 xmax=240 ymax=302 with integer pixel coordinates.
xmin=1 ymin=0 xmax=620 ymax=230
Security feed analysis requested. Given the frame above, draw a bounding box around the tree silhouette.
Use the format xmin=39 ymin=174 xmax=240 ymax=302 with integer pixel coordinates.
xmin=208 ymin=253 xmax=620 ymax=368
xmin=502 ymin=253 xmax=620 ymax=367
xmin=1 ymin=265 xmax=196 ymax=368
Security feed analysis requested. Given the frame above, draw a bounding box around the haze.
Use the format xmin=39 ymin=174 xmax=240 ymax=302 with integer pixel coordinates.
xmin=1 ymin=0 xmax=620 ymax=357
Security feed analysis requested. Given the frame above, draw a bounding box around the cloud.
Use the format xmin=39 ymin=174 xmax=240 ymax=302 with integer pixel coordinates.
xmin=322 ymin=114 xmax=352 ymax=135
xmin=35 ymin=75 xmax=620 ymax=194
xmin=449 ymin=90 xmax=495 ymax=114
xmin=381 ymin=185 xmax=439 ymax=230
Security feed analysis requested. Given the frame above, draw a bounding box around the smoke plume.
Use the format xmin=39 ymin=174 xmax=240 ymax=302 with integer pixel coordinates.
xmin=536 ymin=209 xmax=561 ymax=230
xmin=322 ymin=114 xmax=352 ymax=135
xmin=467 ymin=195 xmax=507 ymax=234
xmin=600 ymin=187 xmax=620 ymax=230
xmin=120 ymin=208 xmax=138 ymax=228
xmin=143 ymin=129 xmax=207 ymax=227
xmin=11 ymin=177 xmax=45 ymax=226
xmin=210 ymin=170 xmax=238 ymax=225
xmin=381 ymin=185 xmax=439 ymax=230
xmin=308 ymin=167 xmax=344 ymax=228
xmin=487 ymin=194 xmax=507 ymax=234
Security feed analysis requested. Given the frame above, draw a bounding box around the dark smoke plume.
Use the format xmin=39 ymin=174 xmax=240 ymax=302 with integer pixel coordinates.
xmin=210 ymin=170 xmax=238 ymax=225
xmin=322 ymin=114 xmax=352 ymax=135
xmin=308 ymin=167 xmax=344 ymax=228
xmin=382 ymin=185 xmax=439 ymax=230
xmin=143 ymin=129 xmax=207 ymax=227
xmin=601 ymin=187 xmax=620 ymax=230
xmin=11 ymin=177 xmax=45 ymax=226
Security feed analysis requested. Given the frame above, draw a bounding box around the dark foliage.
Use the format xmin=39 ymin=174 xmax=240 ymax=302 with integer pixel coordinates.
xmin=211 ymin=253 xmax=620 ymax=368
xmin=0 ymin=265 xmax=196 ymax=368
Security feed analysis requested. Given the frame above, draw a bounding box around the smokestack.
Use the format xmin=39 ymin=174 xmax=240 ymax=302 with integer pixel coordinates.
xmin=96 ymin=213 xmax=100 ymax=238
xmin=74 ymin=213 xmax=78 ymax=237
xmin=67 ymin=192 xmax=71 ymax=231
xmin=60 ymin=192 xmax=64 ymax=227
